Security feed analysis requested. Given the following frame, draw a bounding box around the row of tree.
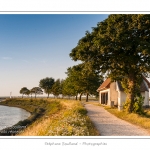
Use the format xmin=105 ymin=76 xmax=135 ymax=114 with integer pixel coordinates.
xmin=20 ymin=68 xmax=103 ymax=101
xmin=63 ymin=64 xmax=103 ymax=101
xmin=20 ymin=78 xmax=63 ymax=99
xmin=20 ymin=87 xmax=43 ymax=98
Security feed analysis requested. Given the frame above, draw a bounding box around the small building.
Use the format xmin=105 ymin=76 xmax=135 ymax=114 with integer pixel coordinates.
xmin=97 ymin=76 xmax=150 ymax=110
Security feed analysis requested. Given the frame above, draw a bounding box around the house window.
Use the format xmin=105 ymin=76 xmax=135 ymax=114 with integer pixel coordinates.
xmin=101 ymin=92 xmax=108 ymax=105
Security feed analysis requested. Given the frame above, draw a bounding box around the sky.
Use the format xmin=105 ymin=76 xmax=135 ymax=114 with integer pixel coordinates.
xmin=0 ymin=14 xmax=109 ymax=97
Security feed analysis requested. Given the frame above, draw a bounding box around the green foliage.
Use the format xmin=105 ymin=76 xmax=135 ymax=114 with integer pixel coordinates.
xmin=64 ymin=64 xmax=103 ymax=101
xmin=134 ymin=96 xmax=144 ymax=114
xmin=30 ymin=87 xmax=43 ymax=98
xmin=20 ymin=87 xmax=30 ymax=98
xmin=39 ymin=77 xmax=55 ymax=98
xmin=123 ymin=95 xmax=144 ymax=114
xmin=52 ymin=79 xmax=61 ymax=98
xmin=70 ymin=14 xmax=150 ymax=112
xmin=62 ymin=77 xmax=78 ymax=97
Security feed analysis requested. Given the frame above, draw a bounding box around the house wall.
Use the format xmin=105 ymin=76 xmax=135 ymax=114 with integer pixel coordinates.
xmin=110 ymin=82 xmax=118 ymax=106
xmin=141 ymin=91 xmax=149 ymax=106
xmin=99 ymin=80 xmax=149 ymax=110
xmin=117 ymin=91 xmax=149 ymax=110
xmin=99 ymin=89 xmax=110 ymax=105
xmin=118 ymin=91 xmax=126 ymax=111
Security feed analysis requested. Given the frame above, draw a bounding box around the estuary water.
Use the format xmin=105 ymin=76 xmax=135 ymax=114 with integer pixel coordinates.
xmin=0 ymin=105 xmax=30 ymax=130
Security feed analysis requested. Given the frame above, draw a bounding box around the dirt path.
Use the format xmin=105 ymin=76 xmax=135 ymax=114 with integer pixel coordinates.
xmin=84 ymin=103 xmax=150 ymax=136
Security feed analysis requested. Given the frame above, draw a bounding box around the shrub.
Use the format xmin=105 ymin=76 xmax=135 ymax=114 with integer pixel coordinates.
xmin=123 ymin=95 xmax=144 ymax=114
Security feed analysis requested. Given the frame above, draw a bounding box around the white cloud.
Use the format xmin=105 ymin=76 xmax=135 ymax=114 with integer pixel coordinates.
xmin=2 ymin=57 xmax=12 ymax=60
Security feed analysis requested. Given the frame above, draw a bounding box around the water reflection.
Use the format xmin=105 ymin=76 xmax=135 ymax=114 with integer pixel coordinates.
xmin=0 ymin=105 xmax=30 ymax=130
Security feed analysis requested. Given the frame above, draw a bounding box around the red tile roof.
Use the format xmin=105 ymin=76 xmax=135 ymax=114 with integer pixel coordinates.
xmin=97 ymin=78 xmax=111 ymax=91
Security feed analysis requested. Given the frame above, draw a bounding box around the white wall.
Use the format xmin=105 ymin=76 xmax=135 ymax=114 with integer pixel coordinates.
xmin=118 ymin=91 xmax=149 ymax=111
xmin=118 ymin=91 xmax=126 ymax=111
xmin=142 ymin=91 xmax=149 ymax=106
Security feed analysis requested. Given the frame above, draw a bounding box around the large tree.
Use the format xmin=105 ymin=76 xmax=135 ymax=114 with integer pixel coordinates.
xmin=39 ymin=77 xmax=55 ymax=98
xmin=51 ymin=79 xmax=61 ymax=98
xmin=30 ymin=87 xmax=43 ymax=98
xmin=70 ymin=14 xmax=150 ymax=113
xmin=65 ymin=64 xmax=103 ymax=101
xmin=62 ymin=77 xmax=79 ymax=100
xmin=20 ymin=87 xmax=30 ymax=98
xmin=65 ymin=65 xmax=84 ymax=100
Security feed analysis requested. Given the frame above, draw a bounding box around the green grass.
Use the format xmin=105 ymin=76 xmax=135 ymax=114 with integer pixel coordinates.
xmin=0 ymin=98 xmax=99 ymax=136
xmin=0 ymin=98 xmax=61 ymax=135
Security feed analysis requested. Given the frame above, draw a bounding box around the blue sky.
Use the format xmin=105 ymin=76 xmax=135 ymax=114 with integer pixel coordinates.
xmin=0 ymin=14 xmax=108 ymax=96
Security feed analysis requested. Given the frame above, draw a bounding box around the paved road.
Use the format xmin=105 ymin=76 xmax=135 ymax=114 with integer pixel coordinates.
xmin=84 ymin=103 xmax=150 ymax=136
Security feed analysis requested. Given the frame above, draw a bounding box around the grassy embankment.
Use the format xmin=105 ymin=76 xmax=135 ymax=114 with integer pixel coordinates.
xmin=0 ymin=98 xmax=99 ymax=136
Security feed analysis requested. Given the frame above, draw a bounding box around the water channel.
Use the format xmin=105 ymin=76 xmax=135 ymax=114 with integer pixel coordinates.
xmin=0 ymin=105 xmax=30 ymax=130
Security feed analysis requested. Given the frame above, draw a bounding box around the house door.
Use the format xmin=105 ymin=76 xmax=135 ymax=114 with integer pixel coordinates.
xmin=101 ymin=92 xmax=108 ymax=105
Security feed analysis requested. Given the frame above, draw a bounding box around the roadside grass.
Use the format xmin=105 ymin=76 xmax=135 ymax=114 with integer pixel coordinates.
xmin=18 ymin=100 xmax=99 ymax=136
xmin=0 ymin=98 xmax=99 ymax=136
xmin=0 ymin=98 xmax=61 ymax=135
xmin=104 ymin=106 xmax=150 ymax=132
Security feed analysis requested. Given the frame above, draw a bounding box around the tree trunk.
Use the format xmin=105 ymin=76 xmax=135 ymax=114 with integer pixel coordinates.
xmin=75 ymin=95 xmax=77 ymax=100
xmin=79 ymin=93 xmax=82 ymax=101
xmin=127 ymin=93 xmax=135 ymax=113
xmin=35 ymin=93 xmax=36 ymax=99
xmin=126 ymin=73 xmax=137 ymax=113
xmin=86 ymin=93 xmax=89 ymax=102
xmin=47 ymin=93 xmax=49 ymax=99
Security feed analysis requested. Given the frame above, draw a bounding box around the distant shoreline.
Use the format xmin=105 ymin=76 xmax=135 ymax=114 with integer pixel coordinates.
xmin=0 ymin=98 xmax=6 ymax=102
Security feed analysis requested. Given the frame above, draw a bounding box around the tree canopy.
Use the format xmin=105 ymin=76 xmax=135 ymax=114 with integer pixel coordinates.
xmin=39 ymin=77 xmax=55 ymax=98
xmin=70 ymin=14 xmax=150 ymax=112
xmin=51 ymin=79 xmax=61 ymax=98
xmin=30 ymin=87 xmax=43 ymax=98
xmin=65 ymin=64 xmax=103 ymax=101
xmin=20 ymin=87 xmax=30 ymax=98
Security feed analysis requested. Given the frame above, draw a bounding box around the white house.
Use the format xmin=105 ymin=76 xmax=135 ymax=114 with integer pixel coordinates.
xmin=97 ymin=76 xmax=150 ymax=110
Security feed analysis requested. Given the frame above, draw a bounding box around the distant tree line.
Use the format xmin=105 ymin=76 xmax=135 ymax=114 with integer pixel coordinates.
xmin=20 ymin=66 xmax=103 ymax=101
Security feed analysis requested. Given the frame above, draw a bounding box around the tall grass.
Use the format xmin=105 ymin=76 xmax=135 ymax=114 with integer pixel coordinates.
xmin=18 ymin=100 xmax=99 ymax=136
xmin=0 ymin=98 xmax=99 ymax=136
xmin=0 ymin=98 xmax=61 ymax=135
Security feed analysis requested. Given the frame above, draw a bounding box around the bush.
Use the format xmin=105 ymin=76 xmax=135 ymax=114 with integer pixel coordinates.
xmin=123 ymin=95 xmax=144 ymax=114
